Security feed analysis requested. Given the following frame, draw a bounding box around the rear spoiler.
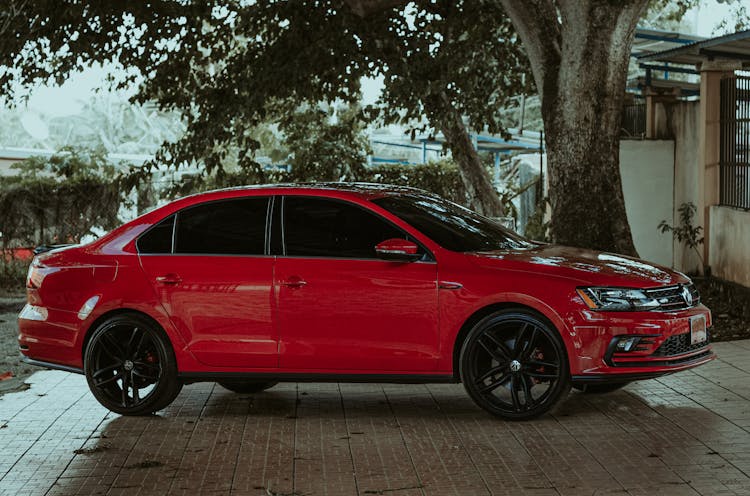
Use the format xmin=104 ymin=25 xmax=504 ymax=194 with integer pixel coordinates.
xmin=33 ymin=244 xmax=74 ymax=255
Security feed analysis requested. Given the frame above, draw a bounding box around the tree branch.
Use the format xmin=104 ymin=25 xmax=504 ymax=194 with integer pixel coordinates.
xmin=341 ymin=0 xmax=408 ymax=17
xmin=498 ymin=0 xmax=562 ymax=105
xmin=0 ymin=0 xmax=28 ymax=38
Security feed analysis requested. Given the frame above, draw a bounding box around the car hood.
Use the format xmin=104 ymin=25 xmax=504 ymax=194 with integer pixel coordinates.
xmin=469 ymin=244 xmax=688 ymax=287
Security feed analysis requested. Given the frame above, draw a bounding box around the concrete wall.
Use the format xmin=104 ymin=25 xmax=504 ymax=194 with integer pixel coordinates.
xmin=669 ymin=101 xmax=703 ymax=274
xmin=708 ymin=206 xmax=750 ymax=287
xmin=619 ymin=140 xmax=675 ymax=267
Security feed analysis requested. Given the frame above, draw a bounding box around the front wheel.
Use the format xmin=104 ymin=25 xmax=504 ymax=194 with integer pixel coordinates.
xmin=460 ymin=309 xmax=571 ymax=420
xmin=84 ymin=314 xmax=182 ymax=416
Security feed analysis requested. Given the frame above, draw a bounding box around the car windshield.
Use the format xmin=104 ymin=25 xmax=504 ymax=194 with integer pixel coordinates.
xmin=372 ymin=194 xmax=535 ymax=252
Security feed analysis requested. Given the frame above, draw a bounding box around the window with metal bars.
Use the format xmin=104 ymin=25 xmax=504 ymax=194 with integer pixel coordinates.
xmin=720 ymin=74 xmax=750 ymax=210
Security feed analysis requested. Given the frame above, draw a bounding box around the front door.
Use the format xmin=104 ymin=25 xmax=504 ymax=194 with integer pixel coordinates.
xmin=138 ymin=196 xmax=277 ymax=368
xmin=275 ymin=196 xmax=439 ymax=372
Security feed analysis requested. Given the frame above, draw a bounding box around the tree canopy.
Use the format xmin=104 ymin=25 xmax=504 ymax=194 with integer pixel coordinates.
xmin=4 ymin=1 xmax=746 ymax=254
xmin=0 ymin=0 xmax=530 ymax=216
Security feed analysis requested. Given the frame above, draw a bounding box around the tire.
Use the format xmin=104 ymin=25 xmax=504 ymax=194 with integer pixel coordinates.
xmin=459 ymin=309 xmax=571 ymax=420
xmin=84 ymin=313 xmax=182 ymax=416
xmin=572 ymin=382 xmax=629 ymax=394
xmin=218 ymin=381 xmax=278 ymax=394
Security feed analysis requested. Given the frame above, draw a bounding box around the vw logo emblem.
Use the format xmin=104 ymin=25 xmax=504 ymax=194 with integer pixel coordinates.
xmin=681 ymin=286 xmax=693 ymax=306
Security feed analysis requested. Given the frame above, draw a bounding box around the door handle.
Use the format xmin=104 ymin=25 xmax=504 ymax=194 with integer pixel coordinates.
xmin=155 ymin=273 xmax=182 ymax=285
xmin=281 ymin=276 xmax=307 ymax=289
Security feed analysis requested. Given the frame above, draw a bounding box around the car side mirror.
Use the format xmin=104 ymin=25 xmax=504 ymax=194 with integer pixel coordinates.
xmin=375 ymin=238 xmax=422 ymax=262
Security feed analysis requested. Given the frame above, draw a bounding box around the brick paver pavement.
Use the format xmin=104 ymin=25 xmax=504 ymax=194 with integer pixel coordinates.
xmin=2 ymin=340 xmax=750 ymax=495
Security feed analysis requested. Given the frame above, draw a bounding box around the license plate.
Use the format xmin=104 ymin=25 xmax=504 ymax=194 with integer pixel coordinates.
xmin=690 ymin=314 xmax=707 ymax=345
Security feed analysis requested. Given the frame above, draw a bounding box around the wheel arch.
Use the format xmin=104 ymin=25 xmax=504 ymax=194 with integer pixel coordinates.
xmin=81 ymin=308 xmax=170 ymax=358
xmin=451 ymin=300 xmax=570 ymax=380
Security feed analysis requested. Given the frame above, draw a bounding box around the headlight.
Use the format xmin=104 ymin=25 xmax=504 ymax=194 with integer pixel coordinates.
xmin=576 ymin=287 xmax=659 ymax=311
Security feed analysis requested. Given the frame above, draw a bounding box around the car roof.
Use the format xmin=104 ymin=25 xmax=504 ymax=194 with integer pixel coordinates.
xmin=185 ymin=182 xmax=429 ymax=201
xmin=97 ymin=182 xmax=437 ymax=250
xmin=128 ymin=182 xmax=440 ymax=230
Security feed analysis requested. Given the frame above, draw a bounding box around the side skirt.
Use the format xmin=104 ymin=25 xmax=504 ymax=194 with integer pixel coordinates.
xmin=178 ymin=372 xmax=459 ymax=385
xmin=22 ymin=356 xmax=84 ymax=375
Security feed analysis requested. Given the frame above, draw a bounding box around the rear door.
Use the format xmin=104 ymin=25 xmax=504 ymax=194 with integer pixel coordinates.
xmin=275 ymin=195 xmax=439 ymax=372
xmin=138 ymin=196 xmax=277 ymax=369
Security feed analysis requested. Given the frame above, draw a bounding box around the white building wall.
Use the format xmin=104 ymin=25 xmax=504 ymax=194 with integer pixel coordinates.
xmin=668 ymin=102 xmax=703 ymax=274
xmin=709 ymin=206 xmax=750 ymax=287
xmin=619 ymin=140 xmax=675 ymax=267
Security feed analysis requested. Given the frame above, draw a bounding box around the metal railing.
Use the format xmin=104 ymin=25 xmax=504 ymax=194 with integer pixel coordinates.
xmin=621 ymin=103 xmax=646 ymax=138
xmin=720 ymin=75 xmax=750 ymax=210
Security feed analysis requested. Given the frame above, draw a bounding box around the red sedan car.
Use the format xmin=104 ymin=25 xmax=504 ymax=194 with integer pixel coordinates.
xmin=18 ymin=183 xmax=713 ymax=420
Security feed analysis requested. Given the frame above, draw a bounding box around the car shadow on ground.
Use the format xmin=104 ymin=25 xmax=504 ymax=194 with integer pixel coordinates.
xmin=44 ymin=381 xmax=737 ymax=496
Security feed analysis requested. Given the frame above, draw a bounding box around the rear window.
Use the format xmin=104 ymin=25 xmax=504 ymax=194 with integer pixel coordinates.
xmin=174 ymin=197 xmax=269 ymax=255
xmin=175 ymin=197 xmax=269 ymax=255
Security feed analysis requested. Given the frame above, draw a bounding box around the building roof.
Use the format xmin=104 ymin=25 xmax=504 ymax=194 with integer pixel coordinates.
xmin=200 ymin=181 xmax=427 ymax=195
xmin=419 ymin=132 xmax=542 ymax=154
xmin=637 ymin=29 xmax=750 ymax=67
xmin=632 ymin=27 xmax=706 ymax=59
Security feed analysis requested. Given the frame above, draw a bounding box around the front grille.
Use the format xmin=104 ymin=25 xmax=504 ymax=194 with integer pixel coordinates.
xmin=644 ymin=284 xmax=700 ymax=311
xmin=653 ymin=331 xmax=710 ymax=357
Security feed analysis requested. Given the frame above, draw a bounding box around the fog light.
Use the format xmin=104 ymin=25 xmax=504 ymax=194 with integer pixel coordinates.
xmin=615 ymin=336 xmax=640 ymax=352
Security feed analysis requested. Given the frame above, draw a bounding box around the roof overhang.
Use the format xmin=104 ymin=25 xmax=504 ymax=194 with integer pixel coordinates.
xmin=637 ymin=29 xmax=750 ymax=68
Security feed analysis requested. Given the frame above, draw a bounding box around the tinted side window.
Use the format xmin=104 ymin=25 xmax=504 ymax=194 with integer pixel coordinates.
xmin=175 ymin=198 xmax=269 ymax=255
xmin=137 ymin=215 xmax=174 ymax=254
xmin=283 ymin=197 xmax=404 ymax=258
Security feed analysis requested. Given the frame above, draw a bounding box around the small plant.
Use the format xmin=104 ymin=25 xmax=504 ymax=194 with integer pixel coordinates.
xmin=525 ymin=197 xmax=551 ymax=242
xmin=658 ymin=202 xmax=707 ymax=274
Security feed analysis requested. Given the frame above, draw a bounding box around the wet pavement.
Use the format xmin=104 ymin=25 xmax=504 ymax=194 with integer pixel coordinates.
xmin=2 ymin=340 xmax=750 ymax=496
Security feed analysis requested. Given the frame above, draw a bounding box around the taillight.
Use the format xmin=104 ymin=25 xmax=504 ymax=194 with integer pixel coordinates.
xmin=26 ymin=259 xmax=41 ymax=289
xmin=26 ymin=259 xmax=45 ymax=305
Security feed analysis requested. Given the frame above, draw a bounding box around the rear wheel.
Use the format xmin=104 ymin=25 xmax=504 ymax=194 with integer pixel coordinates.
xmin=460 ymin=309 xmax=570 ymax=420
xmin=218 ymin=381 xmax=278 ymax=394
xmin=573 ymin=382 xmax=629 ymax=394
xmin=84 ymin=314 xmax=182 ymax=415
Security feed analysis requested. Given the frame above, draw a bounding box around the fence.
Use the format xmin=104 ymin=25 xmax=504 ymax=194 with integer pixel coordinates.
xmin=720 ymin=74 xmax=750 ymax=210
xmin=621 ymin=103 xmax=646 ymax=138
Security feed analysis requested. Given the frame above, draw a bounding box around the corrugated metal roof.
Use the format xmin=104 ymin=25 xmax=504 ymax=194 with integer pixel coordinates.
xmin=632 ymin=28 xmax=706 ymax=59
xmin=637 ymin=29 xmax=750 ymax=67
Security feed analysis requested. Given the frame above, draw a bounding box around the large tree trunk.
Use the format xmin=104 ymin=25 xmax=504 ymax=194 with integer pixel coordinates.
xmin=544 ymin=5 xmax=640 ymax=254
xmin=425 ymin=93 xmax=505 ymax=217
xmin=500 ymin=0 xmax=645 ymax=256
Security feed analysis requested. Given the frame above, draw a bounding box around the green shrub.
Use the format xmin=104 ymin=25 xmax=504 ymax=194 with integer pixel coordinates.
xmin=0 ymin=147 xmax=126 ymax=292
xmin=0 ymin=257 xmax=29 ymax=294
xmin=365 ymin=160 xmax=467 ymax=204
xmin=0 ymin=147 xmax=124 ymax=248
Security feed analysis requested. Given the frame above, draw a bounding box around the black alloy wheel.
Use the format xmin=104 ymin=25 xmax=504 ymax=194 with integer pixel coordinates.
xmin=84 ymin=314 xmax=182 ymax=415
xmin=460 ymin=309 xmax=571 ymax=420
xmin=572 ymin=382 xmax=630 ymax=394
xmin=218 ymin=381 xmax=279 ymax=394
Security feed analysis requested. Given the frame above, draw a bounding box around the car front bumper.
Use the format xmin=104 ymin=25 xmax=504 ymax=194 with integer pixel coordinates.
xmin=567 ymin=303 xmax=714 ymax=381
